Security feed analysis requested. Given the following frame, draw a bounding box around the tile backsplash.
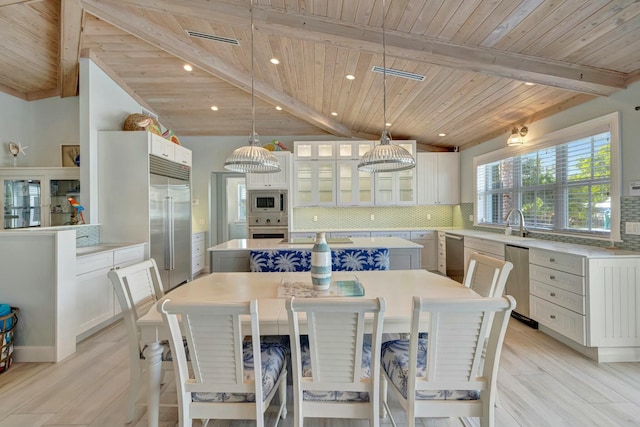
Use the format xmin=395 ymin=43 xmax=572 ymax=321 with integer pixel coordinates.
xmin=455 ymin=198 xmax=640 ymax=252
xmin=56 ymin=224 xmax=100 ymax=247
xmin=293 ymin=206 xmax=453 ymax=230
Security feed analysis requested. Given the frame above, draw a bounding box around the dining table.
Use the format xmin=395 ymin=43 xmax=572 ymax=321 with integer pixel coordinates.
xmin=137 ymin=269 xmax=481 ymax=427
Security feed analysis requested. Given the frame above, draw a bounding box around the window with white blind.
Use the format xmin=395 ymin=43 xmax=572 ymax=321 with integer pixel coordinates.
xmin=474 ymin=113 xmax=620 ymax=240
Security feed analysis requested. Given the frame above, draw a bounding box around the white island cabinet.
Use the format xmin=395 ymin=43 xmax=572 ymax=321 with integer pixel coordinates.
xmin=208 ymin=237 xmax=423 ymax=272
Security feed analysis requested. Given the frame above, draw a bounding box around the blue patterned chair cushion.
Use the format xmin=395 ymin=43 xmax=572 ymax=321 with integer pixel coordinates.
xmin=250 ymin=249 xmax=311 ymax=272
xmin=332 ymin=248 xmax=389 ymax=271
xmin=192 ymin=341 xmax=287 ymax=403
xmin=140 ymin=338 xmax=190 ymax=362
xmin=250 ymin=248 xmax=390 ymax=272
xmin=299 ymin=336 xmax=372 ymax=402
xmin=380 ymin=338 xmax=480 ymax=401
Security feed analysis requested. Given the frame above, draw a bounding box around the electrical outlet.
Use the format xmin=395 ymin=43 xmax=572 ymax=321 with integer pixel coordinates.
xmin=626 ymin=222 xmax=640 ymax=235
xmin=313 ymin=215 xmax=318 ymax=222
xmin=370 ymin=214 xmax=375 ymax=221
xmin=427 ymin=214 xmax=432 ymax=220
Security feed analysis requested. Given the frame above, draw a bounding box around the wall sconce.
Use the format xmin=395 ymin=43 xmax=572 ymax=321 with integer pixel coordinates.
xmin=507 ymin=126 xmax=528 ymax=146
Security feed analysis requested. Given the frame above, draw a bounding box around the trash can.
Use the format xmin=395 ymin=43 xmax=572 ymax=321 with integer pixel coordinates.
xmin=0 ymin=305 xmax=18 ymax=374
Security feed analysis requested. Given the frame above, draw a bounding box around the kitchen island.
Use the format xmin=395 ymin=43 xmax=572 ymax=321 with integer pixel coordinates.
xmin=208 ymin=237 xmax=423 ymax=272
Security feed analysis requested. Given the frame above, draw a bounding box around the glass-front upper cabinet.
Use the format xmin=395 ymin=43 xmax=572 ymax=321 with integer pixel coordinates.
xmin=373 ymin=141 xmax=417 ymax=206
xmin=1 ymin=167 xmax=80 ymax=229
xmin=50 ymin=178 xmax=81 ymax=226
xmin=3 ymin=178 xmax=41 ymax=229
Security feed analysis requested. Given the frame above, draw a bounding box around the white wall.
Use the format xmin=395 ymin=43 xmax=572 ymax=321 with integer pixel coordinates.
xmin=460 ymin=81 xmax=640 ymax=202
xmin=0 ymin=93 xmax=78 ymax=167
xmin=79 ymin=58 xmax=145 ymax=222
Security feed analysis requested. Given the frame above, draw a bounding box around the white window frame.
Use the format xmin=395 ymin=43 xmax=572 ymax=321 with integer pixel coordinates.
xmin=473 ymin=112 xmax=621 ymax=242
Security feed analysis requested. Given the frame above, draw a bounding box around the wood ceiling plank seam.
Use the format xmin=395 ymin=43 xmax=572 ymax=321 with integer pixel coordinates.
xmin=462 ymin=0 xmax=523 ymax=47
xmin=326 ymin=0 xmax=342 ymax=20
xmin=353 ymin=0 xmax=374 ymax=26
xmin=270 ymin=0 xmax=286 ymax=11
xmin=257 ymin=34 xmax=282 ymax=94
xmin=340 ymin=50 xmax=375 ymax=126
xmin=406 ymin=0 xmax=444 ymax=35
xmin=384 ymin=0 xmax=412 ymax=30
xmin=490 ymin=0 xmax=577 ymax=52
xmin=449 ymin=0 xmax=502 ymax=45
xmin=342 ymin=52 xmax=382 ymax=132
xmin=267 ymin=34 xmax=286 ymax=92
xmin=339 ymin=0 xmax=358 ymax=22
xmin=435 ymin=0 xmax=483 ymax=41
xmin=422 ymin=0 xmax=465 ymax=38
xmin=395 ymin=0 xmax=428 ymax=33
xmin=534 ymin=0 xmax=640 ymax=60
xmin=301 ymin=37 xmax=316 ymax=106
xmin=320 ymin=44 xmax=338 ymax=114
xmin=82 ymin=0 xmax=351 ymax=136
xmin=327 ymin=47 xmax=351 ymax=115
xmin=279 ymin=35 xmax=299 ymax=97
xmin=617 ymin=45 xmax=640 ymax=74
xmin=314 ymin=0 xmax=328 ymax=17
xmin=563 ymin=15 xmax=640 ymax=67
xmin=312 ymin=42 xmax=325 ymax=112
xmin=480 ymin=0 xmax=545 ymax=48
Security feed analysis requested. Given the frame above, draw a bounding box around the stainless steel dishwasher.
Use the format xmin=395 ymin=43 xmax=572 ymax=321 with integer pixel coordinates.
xmin=444 ymin=233 xmax=465 ymax=283
xmin=504 ymin=244 xmax=538 ymax=328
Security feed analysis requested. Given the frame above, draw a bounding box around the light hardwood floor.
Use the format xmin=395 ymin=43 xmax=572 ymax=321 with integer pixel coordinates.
xmin=1 ymin=318 xmax=640 ymax=427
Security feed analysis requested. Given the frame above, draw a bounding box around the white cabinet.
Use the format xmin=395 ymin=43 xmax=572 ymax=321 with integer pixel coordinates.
xmin=76 ymin=244 xmax=145 ymax=338
xmin=293 ymin=140 xmax=415 ymax=207
xmin=373 ymin=141 xmax=417 ymax=206
xmin=370 ymin=231 xmax=411 ymax=239
xmin=246 ymin=151 xmax=291 ymax=189
xmin=76 ymin=252 xmax=114 ymax=336
xmin=192 ymin=232 xmax=206 ymax=277
xmin=329 ymin=231 xmax=371 ymax=238
xmin=293 ymin=160 xmax=336 ymax=206
xmin=529 ymin=249 xmax=586 ymax=345
xmin=1 ymin=167 xmax=80 ymax=229
xmin=463 ymin=236 xmax=504 ymax=276
xmin=411 ymin=230 xmax=437 ymax=271
xmin=149 ymin=132 xmax=192 ymax=166
xmin=417 ymin=152 xmax=459 ymax=205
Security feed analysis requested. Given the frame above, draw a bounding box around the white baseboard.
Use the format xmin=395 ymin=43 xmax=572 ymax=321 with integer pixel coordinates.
xmin=13 ymin=346 xmax=55 ymax=363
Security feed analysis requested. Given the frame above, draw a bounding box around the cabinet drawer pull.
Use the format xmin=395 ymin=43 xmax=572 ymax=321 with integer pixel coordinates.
xmin=550 ymin=275 xmax=556 ymax=280
xmin=550 ymin=292 xmax=556 ymax=297
xmin=550 ymin=315 xmax=556 ymax=319
xmin=549 ymin=258 xmax=555 ymax=262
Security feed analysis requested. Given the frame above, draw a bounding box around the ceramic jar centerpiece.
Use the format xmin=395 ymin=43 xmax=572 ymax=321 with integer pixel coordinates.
xmin=310 ymin=232 xmax=332 ymax=290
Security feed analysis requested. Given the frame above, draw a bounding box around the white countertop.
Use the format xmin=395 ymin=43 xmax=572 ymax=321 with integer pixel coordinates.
xmin=208 ymin=237 xmax=423 ymax=251
xmin=76 ymin=242 xmax=145 ymax=257
xmin=441 ymin=229 xmax=640 ymax=258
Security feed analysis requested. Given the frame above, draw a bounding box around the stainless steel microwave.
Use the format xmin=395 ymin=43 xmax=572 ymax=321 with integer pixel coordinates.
xmin=248 ymin=190 xmax=287 ymax=214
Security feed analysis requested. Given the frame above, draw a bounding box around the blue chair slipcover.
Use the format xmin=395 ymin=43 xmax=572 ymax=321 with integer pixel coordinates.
xmin=192 ymin=340 xmax=288 ymax=403
xmin=380 ymin=338 xmax=480 ymax=401
xmin=249 ymin=248 xmax=389 ymax=272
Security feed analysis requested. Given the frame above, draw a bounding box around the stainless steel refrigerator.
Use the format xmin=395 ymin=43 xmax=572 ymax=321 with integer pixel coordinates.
xmin=149 ymin=158 xmax=191 ymax=291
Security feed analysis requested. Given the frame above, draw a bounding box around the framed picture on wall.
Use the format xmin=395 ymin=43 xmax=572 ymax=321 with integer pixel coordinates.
xmin=61 ymin=145 xmax=80 ymax=167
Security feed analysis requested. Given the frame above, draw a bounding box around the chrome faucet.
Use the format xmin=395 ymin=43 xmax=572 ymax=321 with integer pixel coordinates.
xmin=505 ymin=209 xmax=528 ymax=237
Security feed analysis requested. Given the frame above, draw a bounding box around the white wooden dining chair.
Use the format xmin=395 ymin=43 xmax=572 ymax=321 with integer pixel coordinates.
xmin=286 ymin=296 xmax=386 ymax=427
xmin=160 ymin=299 xmax=288 ymax=427
xmin=464 ymin=252 xmax=513 ymax=298
xmin=380 ymin=296 xmax=516 ymax=427
xmin=107 ymin=258 xmax=171 ymax=423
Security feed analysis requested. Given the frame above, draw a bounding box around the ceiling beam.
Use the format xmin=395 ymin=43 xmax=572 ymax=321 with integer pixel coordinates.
xmin=59 ymin=0 xmax=84 ymax=97
xmin=104 ymin=0 xmax=626 ymax=97
xmin=79 ymin=0 xmax=354 ymax=138
xmin=0 ymin=0 xmax=38 ymax=6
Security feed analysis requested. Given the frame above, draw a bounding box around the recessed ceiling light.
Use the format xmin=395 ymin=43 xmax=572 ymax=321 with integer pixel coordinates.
xmin=270 ymin=58 xmax=280 ymax=65
xmin=275 ymin=106 xmax=282 ymax=111
xmin=331 ymin=112 xmax=338 ymax=116
xmin=524 ymin=82 xmax=535 ymax=86
xmin=211 ymin=106 xmax=218 ymax=111
xmin=439 ymin=133 xmax=446 ymax=137
xmin=346 ymin=74 xmax=355 ymax=80
xmin=183 ymin=64 xmax=193 ymax=72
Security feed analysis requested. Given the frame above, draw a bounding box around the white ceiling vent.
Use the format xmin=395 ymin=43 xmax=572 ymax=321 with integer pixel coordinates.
xmin=372 ymin=66 xmax=425 ymax=81
xmin=186 ymin=30 xmax=240 ymax=45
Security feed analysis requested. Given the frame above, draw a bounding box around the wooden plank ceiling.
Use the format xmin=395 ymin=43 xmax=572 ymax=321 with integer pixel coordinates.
xmin=1 ymin=0 xmax=639 ymax=151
